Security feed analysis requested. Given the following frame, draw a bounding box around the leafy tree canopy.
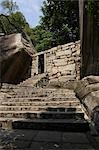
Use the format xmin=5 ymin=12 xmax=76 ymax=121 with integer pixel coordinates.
xmin=0 ymin=0 xmax=34 ymax=49
xmin=40 ymin=0 xmax=80 ymax=46
xmin=0 ymin=0 xmax=80 ymax=52
xmin=0 ymin=12 xmax=28 ymax=34
xmin=31 ymin=26 xmax=54 ymax=52
xmin=0 ymin=0 xmax=28 ymax=34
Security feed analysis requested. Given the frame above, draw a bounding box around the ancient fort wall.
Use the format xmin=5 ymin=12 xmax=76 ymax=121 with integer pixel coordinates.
xmin=32 ymin=41 xmax=81 ymax=82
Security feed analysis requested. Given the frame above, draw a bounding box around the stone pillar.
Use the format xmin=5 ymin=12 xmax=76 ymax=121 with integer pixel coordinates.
xmin=79 ymin=0 xmax=99 ymax=78
xmin=44 ymin=53 xmax=47 ymax=73
xmin=79 ymin=0 xmax=99 ymax=130
xmin=36 ymin=55 xmax=38 ymax=74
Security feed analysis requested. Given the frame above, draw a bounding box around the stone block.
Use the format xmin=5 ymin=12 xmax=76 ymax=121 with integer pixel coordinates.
xmin=56 ymin=49 xmax=72 ymax=57
xmin=74 ymin=81 xmax=90 ymax=99
xmin=68 ymin=60 xmax=74 ymax=64
xmin=68 ymin=57 xmax=74 ymax=61
xmin=47 ymin=67 xmax=52 ymax=72
xmin=72 ymin=48 xmax=76 ymax=53
xmin=62 ymin=47 xmax=69 ymax=51
xmin=46 ymin=52 xmax=50 ymax=57
xmin=82 ymin=76 xmax=99 ymax=85
xmin=62 ymin=43 xmax=69 ymax=48
xmin=65 ymin=64 xmax=75 ymax=71
xmin=49 ymin=78 xmax=59 ymax=83
xmin=53 ymin=59 xmax=67 ymax=66
xmin=58 ymin=66 xmax=67 ymax=72
xmin=72 ymin=52 xmax=77 ymax=56
xmin=56 ymin=56 xmax=61 ymax=59
xmin=58 ymin=65 xmax=75 ymax=74
xmin=75 ymin=40 xmax=80 ymax=44
xmin=2 ymin=120 xmax=12 ymax=129
xmin=59 ymin=55 xmax=66 ymax=59
xmin=75 ymin=44 xmax=80 ymax=49
xmin=64 ymin=42 xmax=74 ymax=47
xmin=84 ymin=93 xmax=98 ymax=112
xmin=70 ymin=44 xmax=75 ymax=48
xmin=51 ymin=67 xmax=58 ymax=75
xmin=76 ymin=49 xmax=80 ymax=55
xmin=57 ymin=72 xmax=61 ymax=77
xmin=76 ymin=76 xmax=80 ymax=80
xmin=61 ymin=70 xmax=71 ymax=76
xmin=65 ymin=50 xmax=72 ymax=56
xmin=51 ymin=47 xmax=58 ymax=51
xmin=75 ymin=57 xmax=80 ymax=62
xmin=84 ymin=92 xmax=99 ymax=131
xmin=48 ymin=55 xmax=56 ymax=60
xmin=58 ymin=75 xmax=76 ymax=82
xmin=56 ymin=51 xmax=65 ymax=57
xmin=57 ymin=45 xmax=62 ymax=50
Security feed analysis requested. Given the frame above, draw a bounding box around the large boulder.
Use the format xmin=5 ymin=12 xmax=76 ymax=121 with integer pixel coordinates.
xmin=0 ymin=33 xmax=35 ymax=84
xmin=74 ymin=76 xmax=99 ymax=131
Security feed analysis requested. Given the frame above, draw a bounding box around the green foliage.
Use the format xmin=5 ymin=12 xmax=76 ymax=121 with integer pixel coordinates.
xmin=0 ymin=0 xmax=80 ymax=52
xmin=40 ymin=0 xmax=80 ymax=46
xmin=0 ymin=1 xmax=35 ymax=51
xmin=0 ymin=0 xmax=98 ymax=53
xmin=0 ymin=12 xmax=28 ymax=34
xmin=0 ymin=0 xmax=27 ymax=34
xmin=31 ymin=26 xmax=53 ymax=52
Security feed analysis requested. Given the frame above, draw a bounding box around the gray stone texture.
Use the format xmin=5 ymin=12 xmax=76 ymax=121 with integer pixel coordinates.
xmin=74 ymin=76 xmax=99 ymax=131
xmin=0 ymin=129 xmax=98 ymax=150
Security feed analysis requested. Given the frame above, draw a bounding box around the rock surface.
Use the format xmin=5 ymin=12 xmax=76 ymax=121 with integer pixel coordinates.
xmin=74 ymin=76 xmax=99 ymax=131
xmin=0 ymin=33 xmax=35 ymax=84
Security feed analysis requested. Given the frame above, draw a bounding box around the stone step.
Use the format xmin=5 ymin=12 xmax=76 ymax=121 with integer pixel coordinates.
xmin=0 ymin=111 xmax=84 ymax=119
xmin=13 ymin=119 xmax=89 ymax=132
xmin=1 ymin=97 xmax=78 ymax=102
xmin=0 ymin=118 xmax=89 ymax=132
xmin=5 ymin=89 xmax=75 ymax=96
xmin=2 ymin=87 xmax=74 ymax=92
xmin=3 ymin=88 xmax=75 ymax=93
xmin=7 ymin=93 xmax=76 ymax=98
xmin=0 ymin=101 xmax=80 ymax=106
xmin=0 ymin=105 xmax=82 ymax=111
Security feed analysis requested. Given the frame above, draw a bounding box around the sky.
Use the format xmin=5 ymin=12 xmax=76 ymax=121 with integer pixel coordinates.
xmin=0 ymin=0 xmax=44 ymax=27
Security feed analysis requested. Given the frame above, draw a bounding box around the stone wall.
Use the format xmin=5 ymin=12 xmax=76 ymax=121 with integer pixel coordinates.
xmin=31 ymin=41 xmax=81 ymax=82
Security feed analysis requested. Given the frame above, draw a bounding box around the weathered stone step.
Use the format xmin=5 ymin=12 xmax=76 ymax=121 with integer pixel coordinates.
xmin=0 ymin=111 xmax=84 ymax=119
xmin=1 ymin=97 xmax=78 ymax=102
xmin=3 ymin=88 xmax=75 ymax=94
xmin=3 ymin=87 xmax=74 ymax=92
xmin=0 ymin=118 xmax=89 ymax=132
xmin=8 ymin=93 xmax=75 ymax=98
xmin=12 ymin=119 xmax=89 ymax=132
xmin=0 ymin=101 xmax=80 ymax=106
xmin=0 ymin=105 xmax=82 ymax=111
xmin=2 ymin=87 xmax=74 ymax=92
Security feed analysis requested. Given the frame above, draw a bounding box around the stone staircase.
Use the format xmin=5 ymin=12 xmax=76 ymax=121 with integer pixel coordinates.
xmin=0 ymin=82 xmax=89 ymax=132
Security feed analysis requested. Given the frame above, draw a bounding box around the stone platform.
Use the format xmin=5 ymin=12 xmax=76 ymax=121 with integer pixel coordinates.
xmin=0 ymin=129 xmax=99 ymax=150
